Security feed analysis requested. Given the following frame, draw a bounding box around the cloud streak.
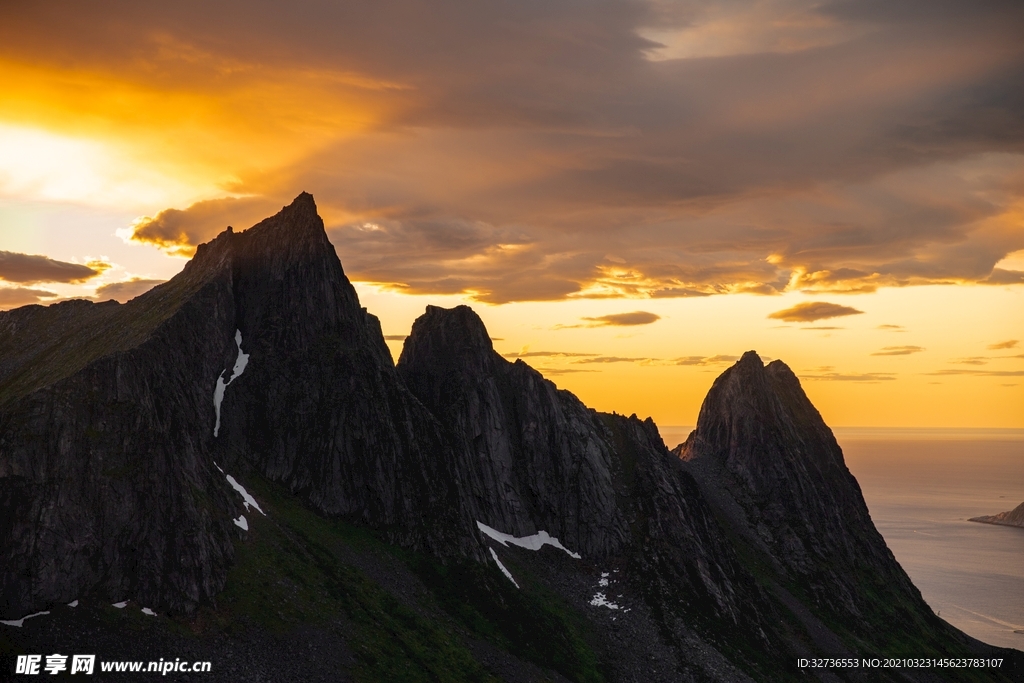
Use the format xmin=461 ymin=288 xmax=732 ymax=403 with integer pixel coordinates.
xmin=580 ymin=312 xmax=661 ymax=327
xmin=94 ymin=278 xmax=165 ymax=303
xmin=871 ymin=346 xmax=925 ymax=356
xmin=0 ymin=251 xmax=108 ymax=285
xmin=0 ymin=286 xmax=59 ymax=308
xmin=768 ymin=302 xmax=864 ymax=323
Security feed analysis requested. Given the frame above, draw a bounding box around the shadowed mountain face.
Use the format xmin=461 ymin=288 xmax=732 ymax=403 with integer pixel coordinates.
xmin=677 ymin=351 xmax=922 ymax=619
xmin=0 ymin=194 xmax=471 ymax=619
xmin=1 ymin=195 xmax=1016 ymax=682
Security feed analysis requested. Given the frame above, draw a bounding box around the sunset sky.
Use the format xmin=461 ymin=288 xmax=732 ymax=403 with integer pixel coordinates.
xmin=1 ymin=0 xmax=1022 ymax=428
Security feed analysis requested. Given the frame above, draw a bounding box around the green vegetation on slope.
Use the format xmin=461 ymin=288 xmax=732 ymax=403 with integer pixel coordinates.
xmin=212 ymin=472 xmax=606 ymax=683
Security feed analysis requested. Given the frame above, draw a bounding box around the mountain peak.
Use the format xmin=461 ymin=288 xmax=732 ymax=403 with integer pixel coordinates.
xmin=399 ymin=305 xmax=494 ymax=369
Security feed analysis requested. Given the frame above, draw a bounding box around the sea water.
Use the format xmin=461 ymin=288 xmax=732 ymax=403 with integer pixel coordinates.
xmin=838 ymin=429 xmax=1024 ymax=651
xmin=659 ymin=426 xmax=1024 ymax=650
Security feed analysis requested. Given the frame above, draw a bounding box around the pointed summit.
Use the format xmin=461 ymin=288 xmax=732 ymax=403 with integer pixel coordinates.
xmin=678 ymin=353 xmax=925 ymax=626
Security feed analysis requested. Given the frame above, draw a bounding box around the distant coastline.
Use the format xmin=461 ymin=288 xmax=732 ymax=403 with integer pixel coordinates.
xmin=970 ymin=501 xmax=1024 ymax=529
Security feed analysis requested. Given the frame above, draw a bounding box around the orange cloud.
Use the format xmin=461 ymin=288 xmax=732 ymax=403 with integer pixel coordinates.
xmin=871 ymin=346 xmax=926 ymax=356
xmin=0 ymin=251 xmax=108 ymax=284
xmin=94 ymin=278 xmax=165 ymax=303
xmin=581 ymin=311 xmax=661 ymax=327
xmin=0 ymin=286 xmax=59 ymax=308
xmin=767 ymin=302 xmax=863 ymax=323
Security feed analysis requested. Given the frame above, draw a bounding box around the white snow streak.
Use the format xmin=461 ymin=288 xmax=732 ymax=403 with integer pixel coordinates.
xmin=112 ymin=602 xmax=128 ymax=609
xmin=475 ymin=521 xmax=581 ymax=559
xmin=213 ymin=329 xmax=250 ymax=437
xmin=226 ymin=475 xmax=265 ymax=515
xmin=589 ymin=593 xmax=621 ymax=610
xmin=233 ymin=515 xmax=249 ymax=530
xmin=67 ymin=600 xmax=78 ymax=608
xmin=0 ymin=611 xmax=49 ymax=627
xmin=599 ymin=572 xmax=609 ymax=587
xmin=488 ymin=548 xmax=520 ymax=589
xmin=141 ymin=608 xmax=157 ymax=616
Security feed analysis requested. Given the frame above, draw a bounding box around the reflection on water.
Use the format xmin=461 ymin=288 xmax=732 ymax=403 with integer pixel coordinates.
xmin=659 ymin=425 xmax=1024 ymax=650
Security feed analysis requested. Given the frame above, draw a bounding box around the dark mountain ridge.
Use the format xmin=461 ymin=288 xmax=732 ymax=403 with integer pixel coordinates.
xmin=1 ymin=194 xmax=1017 ymax=681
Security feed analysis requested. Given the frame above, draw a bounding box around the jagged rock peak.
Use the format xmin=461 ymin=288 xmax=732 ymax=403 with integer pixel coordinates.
xmin=399 ymin=305 xmax=494 ymax=367
xmin=188 ymin=192 xmax=326 ymax=265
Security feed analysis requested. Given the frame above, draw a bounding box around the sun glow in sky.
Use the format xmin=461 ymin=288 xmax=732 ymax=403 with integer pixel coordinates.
xmin=0 ymin=0 xmax=1021 ymax=428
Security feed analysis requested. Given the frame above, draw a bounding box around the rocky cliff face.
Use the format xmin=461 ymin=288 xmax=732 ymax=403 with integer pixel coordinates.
xmin=397 ymin=304 xmax=628 ymax=558
xmin=397 ymin=305 xmax=779 ymax=666
xmin=2 ymin=195 xmax=1013 ymax=682
xmin=675 ymin=351 xmax=945 ymax=644
xmin=0 ymin=194 xmax=471 ymax=619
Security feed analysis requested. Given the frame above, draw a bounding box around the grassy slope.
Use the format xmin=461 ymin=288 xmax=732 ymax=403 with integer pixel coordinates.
xmin=206 ymin=473 xmax=605 ymax=683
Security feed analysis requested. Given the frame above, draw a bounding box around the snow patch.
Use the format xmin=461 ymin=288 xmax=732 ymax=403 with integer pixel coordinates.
xmin=67 ymin=600 xmax=78 ymax=608
xmin=476 ymin=521 xmax=581 ymax=559
xmin=233 ymin=515 xmax=248 ymax=530
xmin=0 ymin=611 xmax=49 ymax=627
xmin=488 ymin=548 xmax=520 ymax=589
xmin=213 ymin=329 xmax=250 ymax=437
xmin=141 ymin=608 xmax=157 ymax=616
xmin=225 ymin=475 xmax=265 ymax=515
xmin=599 ymin=572 xmax=609 ymax=587
xmin=112 ymin=602 xmax=128 ymax=609
xmin=589 ymin=592 xmax=621 ymax=610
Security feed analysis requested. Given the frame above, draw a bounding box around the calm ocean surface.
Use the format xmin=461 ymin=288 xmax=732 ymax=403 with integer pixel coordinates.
xmin=659 ymin=426 xmax=1024 ymax=651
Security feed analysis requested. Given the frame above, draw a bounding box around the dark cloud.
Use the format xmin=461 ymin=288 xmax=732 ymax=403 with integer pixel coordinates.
xmin=950 ymin=357 xmax=988 ymax=365
xmin=383 ymin=335 xmax=407 ymax=341
xmin=0 ymin=286 xmax=59 ymax=308
xmin=877 ymin=324 xmax=905 ymax=330
xmin=8 ymin=0 xmax=1024 ymax=301
xmin=130 ymin=197 xmax=282 ymax=256
xmin=871 ymin=345 xmax=925 ymax=356
xmin=94 ymin=278 xmax=165 ymax=303
xmin=988 ymin=339 xmax=1019 ymax=349
xmin=982 ymin=269 xmax=1024 ymax=285
xmin=575 ymin=356 xmax=652 ymax=364
xmin=580 ymin=312 xmax=661 ymax=327
xmin=768 ymin=302 xmax=864 ymax=322
xmin=0 ymin=251 xmax=109 ymax=285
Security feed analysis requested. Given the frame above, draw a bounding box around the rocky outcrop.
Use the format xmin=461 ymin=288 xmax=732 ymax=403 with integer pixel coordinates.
xmin=0 ymin=244 xmax=242 ymax=617
xmin=676 ymin=351 xmax=936 ymax=636
xmin=206 ymin=194 xmax=472 ymax=558
xmin=398 ymin=305 xmax=776 ymax=649
xmin=397 ymin=305 xmax=628 ymax=558
xmin=970 ymin=501 xmax=1024 ymax=528
xmin=0 ymin=194 xmax=472 ymax=619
